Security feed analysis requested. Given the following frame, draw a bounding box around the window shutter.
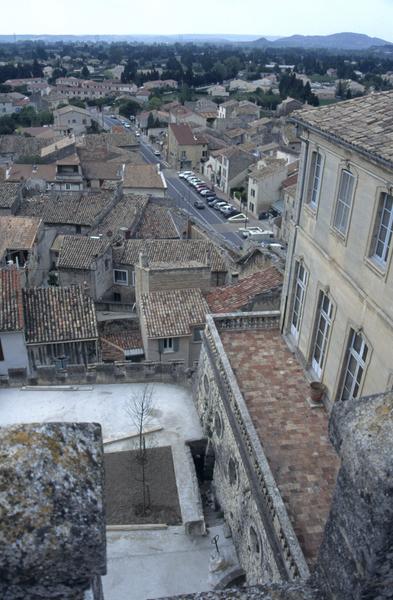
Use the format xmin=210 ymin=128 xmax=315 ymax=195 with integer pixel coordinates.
xmin=158 ymin=339 xmax=164 ymax=353
xmin=173 ymin=338 xmax=179 ymax=352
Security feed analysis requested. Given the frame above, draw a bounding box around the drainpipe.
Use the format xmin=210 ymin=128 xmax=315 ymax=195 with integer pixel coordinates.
xmin=280 ymin=128 xmax=309 ymax=333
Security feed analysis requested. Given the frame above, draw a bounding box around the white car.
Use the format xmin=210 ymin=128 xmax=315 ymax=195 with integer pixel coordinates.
xmin=135 ymin=132 xmax=140 ymax=137
xmin=179 ymin=171 xmax=194 ymax=179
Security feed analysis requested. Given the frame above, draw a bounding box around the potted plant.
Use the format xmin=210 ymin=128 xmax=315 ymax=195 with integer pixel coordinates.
xmin=310 ymin=381 xmax=325 ymax=403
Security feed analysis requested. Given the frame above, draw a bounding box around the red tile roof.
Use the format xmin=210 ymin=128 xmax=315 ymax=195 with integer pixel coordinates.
xmin=221 ymin=328 xmax=339 ymax=565
xmin=206 ymin=267 xmax=283 ymax=313
xmin=169 ymin=123 xmax=206 ymax=146
xmin=0 ymin=268 xmax=24 ymax=332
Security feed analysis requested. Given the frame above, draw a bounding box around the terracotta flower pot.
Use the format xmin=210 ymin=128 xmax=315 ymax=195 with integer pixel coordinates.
xmin=310 ymin=381 xmax=325 ymax=402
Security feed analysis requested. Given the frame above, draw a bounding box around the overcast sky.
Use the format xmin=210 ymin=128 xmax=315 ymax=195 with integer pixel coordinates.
xmin=1 ymin=0 xmax=393 ymax=41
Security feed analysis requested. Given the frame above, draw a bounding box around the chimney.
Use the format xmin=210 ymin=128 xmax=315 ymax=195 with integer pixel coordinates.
xmin=139 ymin=253 xmax=149 ymax=269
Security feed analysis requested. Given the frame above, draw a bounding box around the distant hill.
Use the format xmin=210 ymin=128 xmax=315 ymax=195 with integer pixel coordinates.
xmin=0 ymin=33 xmax=261 ymax=44
xmin=251 ymin=32 xmax=391 ymax=50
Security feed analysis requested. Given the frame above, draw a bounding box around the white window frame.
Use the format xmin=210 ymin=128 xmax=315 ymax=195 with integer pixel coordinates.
xmin=290 ymin=261 xmax=308 ymax=341
xmin=311 ymin=292 xmax=333 ymax=378
xmin=333 ymin=169 xmax=355 ymax=236
xmin=307 ymin=150 xmax=323 ymax=208
xmin=371 ymin=191 xmax=393 ymax=267
xmin=113 ymin=269 xmax=128 ymax=285
xmin=163 ymin=337 xmax=174 ymax=353
xmin=340 ymin=330 xmax=368 ymax=401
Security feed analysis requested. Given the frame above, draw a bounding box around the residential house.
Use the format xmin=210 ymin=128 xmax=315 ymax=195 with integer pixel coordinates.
xmin=279 ymin=173 xmax=298 ymax=243
xmin=0 ymin=216 xmax=46 ymax=286
xmin=0 ymin=94 xmax=15 ymax=115
xmin=0 ymin=268 xmax=30 ymax=376
xmin=5 ymin=77 xmax=46 ymax=89
xmin=6 ymin=154 xmax=83 ymax=192
xmin=167 ymin=123 xmax=208 ymax=172
xmin=276 ymin=97 xmax=303 ymax=117
xmin=22 ymin=286 xmax=99 ymax=369
xmin=100 ymin=330 xmax=144 ymax=362
xmin=223 ymin=127 xmax=247 ymax=145
xmin=56 ymin=235 xmax=112 ymax=301
xmin=53 ymin=105 xmax=94 ymax=136
xmin=229 ymin=79 xmax=257 ymax=93
xmin=203 ymin=146 xmax=255 ymax=195
xmin=123 ymin=164 xmax=167 ymax=197
xmin=0 ymin=134 xmax=52 ymax=163
xmin=169 ymin=105 xmax=206 ymax=128
xmin=281 ymin=90 xmax=393 ymax=409
xmin=143 ymin=79 xmax=178 ymax=90
xmin=206 ymin=266 xmax=283 ymax=313
xmin=217 ymin=100 xmax=239 ymax=119
xmin=139 ymin=288 xmax=208 ymax=367
xmin=206 ymin=84 xmax=229 ymax=97
xmin=133 ymin=203 xmax=185 ymax=240
xmin=19 ymin=189 xmax=119 ymax=236
xmin=247 ymin=157 xmax=288 ymax=216
xmin=110 ymin=239 xmax=229 ymax=306
xmin=0 ymin=182 xmax=23 ymax=215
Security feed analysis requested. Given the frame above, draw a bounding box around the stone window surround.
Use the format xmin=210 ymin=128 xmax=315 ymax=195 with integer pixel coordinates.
xmin=113 ymin=269 xmax=128 ymax=285
xmin=330 ymin=162 xmax=359 ymax=244
xmin=305 ymin=148 xmax=325 ymax=211
xmin=365 ymin=186 xmax=393 ymax=278
xmin=307 ymin=285 xmax=336 ymax=381
xmin=335 ymin=322 xmax=372 ymax=403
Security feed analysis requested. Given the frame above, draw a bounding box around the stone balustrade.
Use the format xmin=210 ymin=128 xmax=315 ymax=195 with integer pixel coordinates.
xmin=201 ymin=312 xmax=309 ymax=582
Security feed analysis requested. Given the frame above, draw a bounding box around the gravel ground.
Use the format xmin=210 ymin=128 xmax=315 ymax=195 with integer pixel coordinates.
xmin=105 ymin=447 xmax=182 ymax=525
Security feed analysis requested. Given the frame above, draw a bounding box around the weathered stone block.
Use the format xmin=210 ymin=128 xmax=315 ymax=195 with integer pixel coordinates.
xmin=0 ymin=422 xmax=106 ymax=599
xmin=317 ymin=392 xmax=393 ymax=599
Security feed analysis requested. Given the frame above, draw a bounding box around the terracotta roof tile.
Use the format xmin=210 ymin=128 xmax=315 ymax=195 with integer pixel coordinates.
xmin=113 ymin=239 xmax=227 ymax=272
xmin=0 ymin=182 xmax=21 ymax=209
xmin=123 ymin=164 xmax=166 ymax=190
xmin=291 ymin=90 xmax=393 ymax=166
xmin=206 ymin=267 xmax=283 ymax=313
xmin=135 ymin=204 xmax=180 ymax=239
xmin=140 ymin=288 xmax=208 ymax=338
xmin=0 ymin=268 xmax=24 ymax=332
xmin=20 ymin=190 xmax=115 ymax=227
xmin=57 ymin=235 xmax=110 ymax=270
xmin=22 ymin=286 xmax=98 ymax=344
xmin=0 ymin=215 xmax=41 ymax=259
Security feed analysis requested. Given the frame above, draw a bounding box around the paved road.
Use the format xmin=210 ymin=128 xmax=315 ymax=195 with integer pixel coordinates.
xmin=136 ymin=134 xmax=245 ymax=250
xmin=103 ymin=118 xmax=259 ymax=251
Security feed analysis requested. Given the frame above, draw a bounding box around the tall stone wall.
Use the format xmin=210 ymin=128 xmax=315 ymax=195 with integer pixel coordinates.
xmin=194 ymin=313 xmax=310 ymax=585
xmin=0 ymin=359 xmax=191 ymax=388
xmin=316 ymin=391 xmax=393 ymax=600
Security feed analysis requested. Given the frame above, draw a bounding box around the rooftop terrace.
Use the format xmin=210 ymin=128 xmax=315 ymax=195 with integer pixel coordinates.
xmin=219 ymin=325 xmax=339 ymax=564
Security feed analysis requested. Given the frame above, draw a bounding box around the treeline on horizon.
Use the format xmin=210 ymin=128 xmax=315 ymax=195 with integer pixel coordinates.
xmin=0 ymin=41 xmax=392 ymax=107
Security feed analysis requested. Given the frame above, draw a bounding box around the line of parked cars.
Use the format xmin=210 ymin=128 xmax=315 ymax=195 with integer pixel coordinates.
xmin=178 ymin=171 xmax=241 ymax=219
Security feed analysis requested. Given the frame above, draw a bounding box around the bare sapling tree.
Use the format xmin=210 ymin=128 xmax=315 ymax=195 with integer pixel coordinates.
xmin=125 ymin=384 xmax=156 ymax=516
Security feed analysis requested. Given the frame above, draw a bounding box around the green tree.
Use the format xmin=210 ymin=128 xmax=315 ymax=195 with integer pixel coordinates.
xmin=147 ymin=112 xmax=155 ymax=129
xmin=81 ymin=65 xmax=90 ymax=79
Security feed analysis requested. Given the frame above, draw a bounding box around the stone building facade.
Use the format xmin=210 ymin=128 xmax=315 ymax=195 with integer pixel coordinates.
xmin=281 ymin=91 xmax=393 ymax=409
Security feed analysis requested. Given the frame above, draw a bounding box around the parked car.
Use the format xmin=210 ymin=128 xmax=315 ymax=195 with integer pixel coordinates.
xmin=200 ymin=189 xmax=213 ymax=196
xmin=179 ymin=171 xmax=194 ymax=179
xmin=207 ymin=198 xmax=220 ymax=206
xmin=220 ymin=204 xmax=234 ymax=214
xmin=269 ymin=208 xmax=280 ymax=218
xmin=154 ymin=150 xmax=160 ymax=156
xmin=135 ymin=132 xmax=140 ymax=137
xmin=224 ymin=208 xmax=240 ymax=219
xmin=194 ymin=199 xmax=205 ymax=209
xmin=204 ymin=193 xmax=217 ymax=201
xmin=214 ymin=201 xmax=230 ymax=211
xmin=258 ymin=211 xmax=270 ymax=220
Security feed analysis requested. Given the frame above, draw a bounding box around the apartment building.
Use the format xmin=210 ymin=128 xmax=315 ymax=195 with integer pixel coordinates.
xmin=281 ymin=91 xmax=393 ymax=408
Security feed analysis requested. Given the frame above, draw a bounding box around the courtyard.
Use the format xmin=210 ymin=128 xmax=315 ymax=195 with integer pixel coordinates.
xmin=0 ymin=383 xmax=237 ymax=600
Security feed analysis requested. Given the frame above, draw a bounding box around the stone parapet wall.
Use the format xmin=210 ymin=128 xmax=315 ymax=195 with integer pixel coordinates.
xmin=0 ymin=360 xmax=190 ymax=388
xmin=194 ymin=312 xmax=309 ymax=585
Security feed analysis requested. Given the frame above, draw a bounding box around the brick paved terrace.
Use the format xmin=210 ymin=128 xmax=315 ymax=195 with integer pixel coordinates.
xmin=219 ymin=328 xmax=340 ymax=566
